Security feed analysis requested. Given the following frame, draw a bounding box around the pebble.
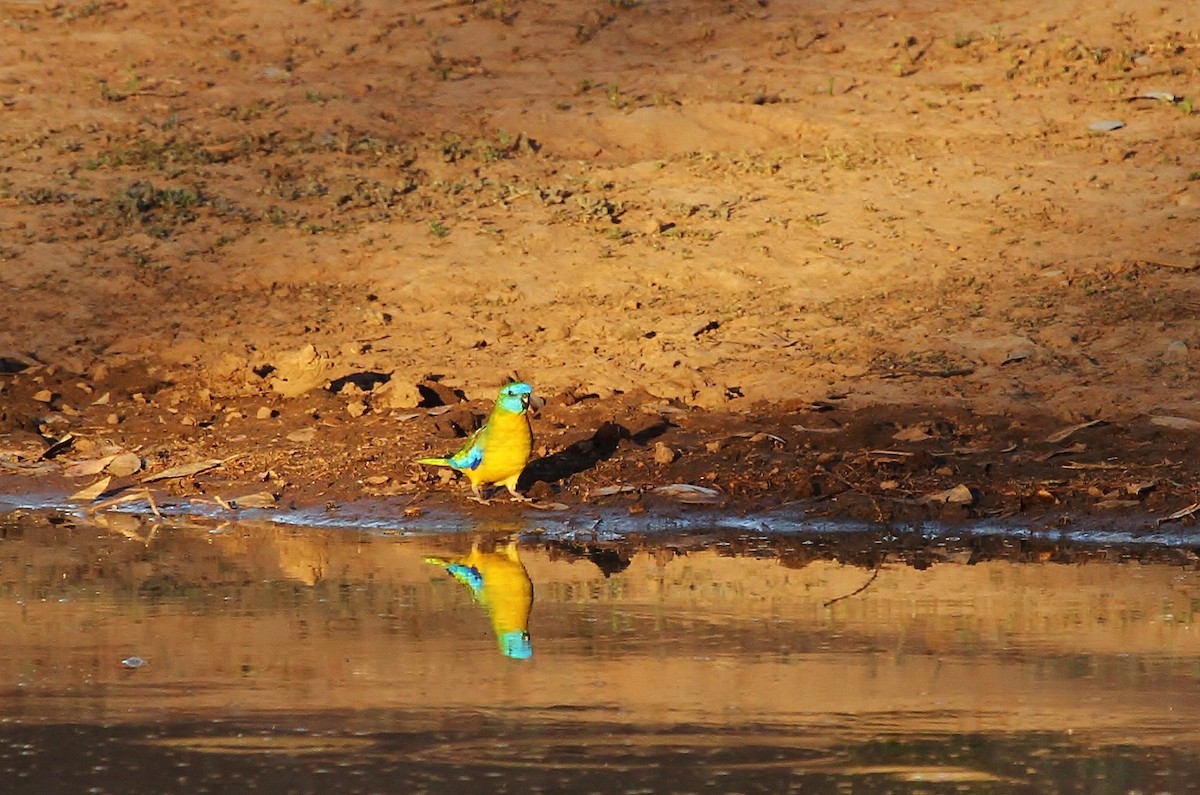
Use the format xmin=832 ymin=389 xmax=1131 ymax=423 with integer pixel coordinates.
xmin=1165 ymin=340 xmax=1189 ymax=362
xmin=654 ymin=442 xmax=679 ymax=464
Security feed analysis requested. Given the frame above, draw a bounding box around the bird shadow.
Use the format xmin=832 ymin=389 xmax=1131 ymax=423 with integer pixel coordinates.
xmin=520 ymin=419 xmax=671 ymax=489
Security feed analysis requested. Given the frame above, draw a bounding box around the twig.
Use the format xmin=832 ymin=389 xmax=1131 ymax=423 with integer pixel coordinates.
xmin=823 ymin=565 xmax=882 ymax=607
xmin=1157 ymin=501 xmax=1200 ymax=526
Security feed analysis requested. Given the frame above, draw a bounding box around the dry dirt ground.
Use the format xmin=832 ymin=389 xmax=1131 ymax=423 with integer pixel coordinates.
xmin=2 ymin=0 xmax=1200 ymax=533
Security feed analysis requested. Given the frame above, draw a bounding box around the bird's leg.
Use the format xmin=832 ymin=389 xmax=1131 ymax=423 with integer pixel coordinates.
xmin=505 ymin=485 xmax=532 ymax=503
xmin=468 ymin=483 xmax=492 ymax=505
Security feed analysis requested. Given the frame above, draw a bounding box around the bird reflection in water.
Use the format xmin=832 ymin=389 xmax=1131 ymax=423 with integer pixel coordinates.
xmin=425 ymin=539 xmax=533 ymax=659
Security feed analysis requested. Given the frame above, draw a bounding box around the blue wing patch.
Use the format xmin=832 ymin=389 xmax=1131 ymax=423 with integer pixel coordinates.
xmin=450 ymin=442 xmax=484 ymax=470
xmin=445 ymin=564 xmax=485 ymax=597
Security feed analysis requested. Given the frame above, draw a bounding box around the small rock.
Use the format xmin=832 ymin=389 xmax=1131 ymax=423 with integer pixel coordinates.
xmin=418 ymin=379 xmax=466 ymax=406
xmin=256 ymin=406 xmax=276 ymax=420
xmin=373 ymin=378 xmax=421 ymax=409
xmin=653 ymin=442 xmax=679 ymax=464
xmin=106 ymin=413 xmax=121 ymax=425
xmin=32 ymin=389 xmax=54 ymax=403
xmin=690 ymin=386 xmax=728 ymax=410
xmin=640 ymin=217 xmax=666 ymax=235
xmin=107 ymin=452 xmax=142 ymax=478
xmin=269 ymin=344 xmax=333 ymax=398
xmin=1165 ymin=340 xmax=1190 ymax=362
xmin=287 ymin=427 xmax=317 ymax=443
xmin=346 ymin=400 xmax=368 ymax=418
xmin=922 ymin=484 xmax=975 ymax=505
xmin=527 ymin=480 xmax=556 ymax=500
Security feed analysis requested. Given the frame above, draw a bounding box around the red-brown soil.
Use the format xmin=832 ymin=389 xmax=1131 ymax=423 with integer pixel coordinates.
xmin=2 ymin=0 xmax=1200 ymax=533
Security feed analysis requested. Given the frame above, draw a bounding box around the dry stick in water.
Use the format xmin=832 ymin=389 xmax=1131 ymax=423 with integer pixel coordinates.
xmin=822 ymin=565 xmax=882 ymax=608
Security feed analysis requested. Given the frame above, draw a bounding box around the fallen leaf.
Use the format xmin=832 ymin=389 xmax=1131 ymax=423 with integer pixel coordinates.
xmin=106 ymin=452 xmax=142 ymax=477
xmin=589 ymin=485 xmax=637 ymax=498
xmin=69 ymin=476 xmax=112 ymax=502
xmin=893 ymin=425 xmax=933 ymax=442
xmin=869 ymin=449 xmax=913 ymax=458
xmin=1036 ymin=442 xmax=1086 ymax=462
xmin=1150 ymin=415 xmax=1200 ymax=431
xmin=653 ymin=484 xmax=723 ymax=504
xmin=1126 ymin=480 xmax=1157 ymax=497
xmin=362 ymin=475 xmax=390 ymax=486
xmin=39 ymin=434 xmax=74 ymax=460
xmin=142 ymin=459 xmax=223 ymax=482
xmin=922 ymin=484 xmax=975 ymax=505
xmin=229 ymin=491 xmax=277 ymax=509
xmin=1045 ymin=419 xmax=1105 ymax=444
xmin=792 ymin=425 xmax=842 ymax=434
xmin=728 ymin=431 xmax=787 ymax=445
xmin=1094 ymin=499 xmax=1141 ymax=509
xmin=1157 ymin=501 xmax=1200 ymax=525
xmin=65 ymin=455 xmax=117 ymax=478
xmin=92 ymin=487 xmax=161 ymax=518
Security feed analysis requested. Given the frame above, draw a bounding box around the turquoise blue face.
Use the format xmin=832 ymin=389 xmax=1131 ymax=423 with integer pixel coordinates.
xmin=499 ymin=630 xmax=533 ymax=659
xmin=496 ymin=382 xmax=532 ymax=413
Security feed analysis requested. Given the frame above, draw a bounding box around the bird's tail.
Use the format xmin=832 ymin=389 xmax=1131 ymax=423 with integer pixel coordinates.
xmin=417 ymin=457 xmax=453 ymax=467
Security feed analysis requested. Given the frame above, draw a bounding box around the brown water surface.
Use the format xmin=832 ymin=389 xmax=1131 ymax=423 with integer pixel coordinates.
xmin=0 ymin=509 xmax=1197 ymax=793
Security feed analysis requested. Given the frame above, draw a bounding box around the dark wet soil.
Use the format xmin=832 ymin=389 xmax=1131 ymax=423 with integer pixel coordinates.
xmin=5 ymin=358 xmax=1200 ymax=539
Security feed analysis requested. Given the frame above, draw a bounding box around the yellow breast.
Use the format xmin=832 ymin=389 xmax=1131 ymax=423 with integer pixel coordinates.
xmin=467 ymin=409 xmax=532 ymax=488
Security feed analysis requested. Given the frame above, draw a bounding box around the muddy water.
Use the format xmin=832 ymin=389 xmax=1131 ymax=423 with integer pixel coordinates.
xmin=0 ymin=509 xmax=1198 ymax=793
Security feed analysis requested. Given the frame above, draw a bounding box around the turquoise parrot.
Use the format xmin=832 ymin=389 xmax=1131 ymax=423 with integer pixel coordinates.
xmin=425 ymin=540 xmax=534 ymax=659
xmin=417 ymin=381 xmax=534 ymax=502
